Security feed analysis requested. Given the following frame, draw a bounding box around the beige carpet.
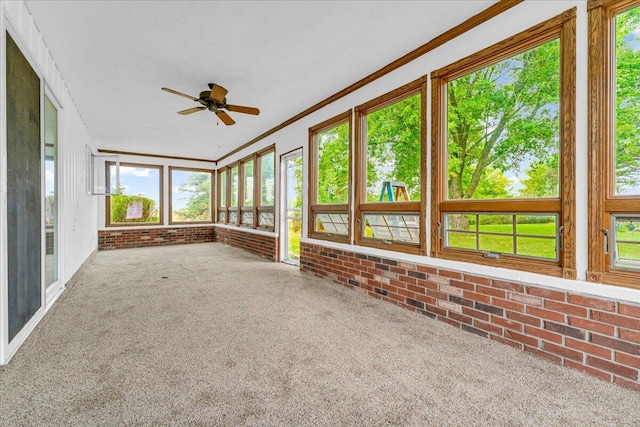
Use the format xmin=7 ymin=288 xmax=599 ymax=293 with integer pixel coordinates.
xmin=1 ymin=243 xmax=639 ymax=426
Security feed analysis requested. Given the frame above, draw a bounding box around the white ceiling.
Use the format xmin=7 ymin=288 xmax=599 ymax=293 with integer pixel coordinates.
xmin=26 ymin=0 xmax=496 ymax=161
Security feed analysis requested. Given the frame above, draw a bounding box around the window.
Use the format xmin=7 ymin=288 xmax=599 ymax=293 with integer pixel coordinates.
xmin=589 ymin=0 xmax=640 ymax=287
xmin=354 ymin=77 xmax=426 ymax=254
xmin=169 ymin=167 xmax=213 ymax=224
xmin=431 ymin=10 xmax=576 ymax=277
xmin=308 ymin=111 xmax=352 ymax=243
xmin=215 ymin=146 xmax=275 ymax=230
xmin=44 ymin=96 xmax=58 ymax=288
xmin=229 ymin=164 xmax=239 ymax=225
xmin=217 ymin=168 xmax=227 ymax=223
xmin=106 ymin=163 xmax=163 ymax=226
xmin=240 ymin=157 xmax=255 ymax=227
xmin=257 ymin=148 xmax=275 ymax=230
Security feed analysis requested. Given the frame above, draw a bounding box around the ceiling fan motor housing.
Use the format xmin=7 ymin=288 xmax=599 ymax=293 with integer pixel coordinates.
xmin=199 ymin=90 xmax=227 ymax=109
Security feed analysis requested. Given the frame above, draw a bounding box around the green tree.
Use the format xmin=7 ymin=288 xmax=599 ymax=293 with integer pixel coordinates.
xmin=614 ymin=7 xmax=640 ymax=194
xmin=520 ymin=155 xmax=559 ymax=198
xmin=447 ymin=39 xmax=560 ymax=201
xmin=175 ymin=172 xmax=211 ymax=221
xmin=317 ymin=122 xmax=350 ymax=204
xmin=365 ymin=94 xmax=422 ymax=201
xmin=261 ymin=152 xmax=275 ymax=205
xmin=111 ymin=189 xmax=158 ymax=223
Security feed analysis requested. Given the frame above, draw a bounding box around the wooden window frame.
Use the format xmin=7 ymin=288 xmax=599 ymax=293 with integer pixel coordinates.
xmin=354 ymin=77 xmax=427 ymax=255
xmin=308 ymin=110 xmax=352 ymax=244
xmin=588 ymin=0 xmax=640 ymax=288
xmin=228 ymin=163 xmax=240 ymax=226
xmin=216 ymin=167 xmax=228 ymax=224
xmin=256 ymin=146 xmax=276 ymax=231
xmin=239 ymin=154 xmax=257 ymax=228
xmin=105 ymin=162 xmax=164 ymax=227
xmin=431 ymin=9 xmax=576 ymax=278
xmin=168 ymin=167 xmax=214 ymax=225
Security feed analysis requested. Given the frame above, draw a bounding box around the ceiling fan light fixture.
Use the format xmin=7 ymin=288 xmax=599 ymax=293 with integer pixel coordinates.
xmin=162 ymin=83 xmax=259 ymax=126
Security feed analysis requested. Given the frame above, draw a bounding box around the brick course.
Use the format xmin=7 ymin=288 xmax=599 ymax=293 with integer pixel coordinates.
xmin=98 ymin=226 xmax=215 ymax=250
xmin=300 ymin=242 xmax=640 ymax=391
xmin=214 ymin=226 xmax=277 ymax=261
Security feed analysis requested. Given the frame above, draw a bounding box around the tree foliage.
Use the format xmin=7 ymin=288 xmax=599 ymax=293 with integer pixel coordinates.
xmin=111 ymin=191 xmax=158 ymax=223
xmin=174 ymin=172 xmax=211 ymax=221
xmin=519 ymin=155 xmax=559 ymax=198
xmin=615 ymin=6 xmax=640 ymax=194
xmin=312 ymin=11 xmax=640 ymax=206
xmin=261 ymin=152 xmax=275 ymax=205
xmin=366 ymin=94 xmax=421 ymax=201
xmin=317 ymin=122 xmax=350 ymax=204
xmin=447 ymin=39 xmax=560 ymax=200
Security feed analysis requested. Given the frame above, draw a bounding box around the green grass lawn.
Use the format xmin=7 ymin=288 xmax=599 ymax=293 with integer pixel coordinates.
xmin=614 ymin=228 xmax=640 ymax=261
xmin=448 ymin=222 xmax=557 ymax=259
xmin=287 ymin=219 xmax=301 ymax=260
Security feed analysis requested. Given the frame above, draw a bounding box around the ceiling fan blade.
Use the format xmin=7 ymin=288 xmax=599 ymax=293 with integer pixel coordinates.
xmin=208 ymin=84 xmax=228 ymax=102
xmin=215 ymin=110 xmax=236 ymax=126
xmin=177 ymin=106 xmax=206 ymax=115
xmin=226 ymin=105 xmax=260 ymax=115
xmin=162 ymin=87 xmax=200 ymax=102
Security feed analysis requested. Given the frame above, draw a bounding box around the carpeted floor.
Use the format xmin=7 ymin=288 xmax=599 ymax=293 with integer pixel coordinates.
xmin=1 ymin=243 xmax=640 ymax=426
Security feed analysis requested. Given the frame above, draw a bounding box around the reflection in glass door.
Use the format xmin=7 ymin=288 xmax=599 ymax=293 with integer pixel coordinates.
xmin=282 ymin=150 xmax=303 ymax=264
xmin=44 ymin=96 xmax=58 ymax=290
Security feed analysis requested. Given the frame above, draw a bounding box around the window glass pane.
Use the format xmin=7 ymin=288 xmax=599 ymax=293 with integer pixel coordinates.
xmin=45 ymin=96 xmax=57 ymax=287
xmin=317 ymin=122 xmax=349 ymax=204
xmin=241 ymin=210 xmax=254 ymax=226
xmin=261 ymin=151 xmax=275 ymax=206
xmin=258 ymin=209 xmax=275 ymax=228
xmin=479 ymin=234 xmax=513 ymax=254
xmin=515 ymin=215 xmax=556 ymax=236
xmin=613 ymin=216 xmax=640 ymax=270
xmin=446 ymin=39 xmax=560 ymax=200
xmin=445 ymin=214 xmax=477 ymax=232
xmin=230 ymin=166 xmax=239 ymax=207
xmin=287 ymin=155 xmax=303 ymax=211
xmin=517 ymin=237 xmax=556 ymax=259
xmin=109 ymin=164 xmax=161 ymax=224
xmin=447 ymin=231 xmax=477 ymax=250
xmin=315 ymin=212 xmax=348 ymax=234
xmin=218 ymin=210 xmax=226 ymax=223
xmin=219 ymin=172 xmax=227 ymax=208
xmin=444 ymin=213 xmax=557 ymax=260
xmin=243 ymin=160 xmax=254 ymax=206
xmin=171 ymin=170 xmax=211 ymax=222
xmin=366 ymin=93 xmax=421 ymax=202
xmin=287 ymin=218 xmax=302 ymax=261
xmin=614 ymin=6 xmax=640 ymax=195
xmin=363 ymin=213 xmax=420 ymax=244
xmin=229 ymin=210 xmax=238 ymax=224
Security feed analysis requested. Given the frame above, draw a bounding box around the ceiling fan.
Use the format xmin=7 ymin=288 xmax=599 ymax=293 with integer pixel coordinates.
xmin=161 ymin=83 xmax=260 ymax=126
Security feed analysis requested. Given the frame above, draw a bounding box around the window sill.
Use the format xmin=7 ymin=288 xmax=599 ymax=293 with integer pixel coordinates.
xmin=432 ymin=249 xmax=564 ymax=278
xmin=99 ymin=223 xmax=215 ymax=231
xmin=588 ymin=270 xmax=640 ymax=291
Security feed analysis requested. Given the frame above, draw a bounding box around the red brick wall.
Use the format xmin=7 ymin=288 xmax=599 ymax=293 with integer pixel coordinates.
xmin=214 ymin=226 xmax=277 ymax=261
xmin=98 ymin=226 xmax=215 ymax=250
xmin=301 ymin=242 xmax=640 ymax=391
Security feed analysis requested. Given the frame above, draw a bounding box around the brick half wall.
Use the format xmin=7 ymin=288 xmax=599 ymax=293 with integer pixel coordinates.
xmin=99 ymin=226 xmax=215 ymax=250
xmin=214 ymin=226 xmax=278 ymax=261
xmin=301 ymin=242 xmax=640 ymax=391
